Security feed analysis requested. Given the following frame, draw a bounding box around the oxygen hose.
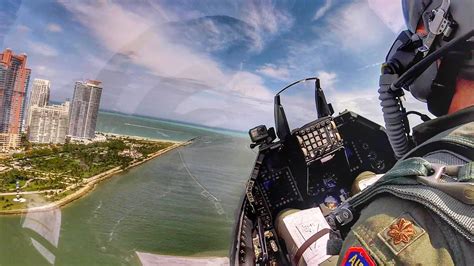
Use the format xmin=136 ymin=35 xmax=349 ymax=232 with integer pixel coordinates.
xmin=379 ymin=73 xmax=410 ymax=159
xmin=380 ymin=30 xmax=474 ymax=159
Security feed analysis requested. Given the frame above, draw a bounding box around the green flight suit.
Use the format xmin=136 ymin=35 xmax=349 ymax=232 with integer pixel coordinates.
xmin=339 ymin=195 xmax=473 ymax=265
xmin=338 ymin=108 xmax=474 ymax=266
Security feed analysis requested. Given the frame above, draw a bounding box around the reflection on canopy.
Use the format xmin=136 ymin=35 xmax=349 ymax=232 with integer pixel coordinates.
xmin=22 ymin=198 xmax=62 ymax=265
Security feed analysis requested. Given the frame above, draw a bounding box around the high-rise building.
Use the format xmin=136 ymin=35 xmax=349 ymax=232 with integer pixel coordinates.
xmin=0 ymin=48 xmax=31 ymax=151
xmin=0 ymin=48 xmax=31 ymax=134
xmin=28 ymin=78 xmax=50 ymax=107
xmin=68 ymin=80 xmax=102 ymax=139
xmin=28 ymin=101 xmax=70 ymax=144
xmin=25 ymin=78 xmax=50 ymax=129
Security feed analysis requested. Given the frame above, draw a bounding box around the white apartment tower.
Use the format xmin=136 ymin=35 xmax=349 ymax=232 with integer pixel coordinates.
xmin=28 ymin=101 xmax=70 ymax=144
xmin=68 ymin=80 xmax=102 ymax=139
xmin=26 ymin=78 xmax=51 ymax=129
xmin=29 ymin=79 xmax=50 ymax=107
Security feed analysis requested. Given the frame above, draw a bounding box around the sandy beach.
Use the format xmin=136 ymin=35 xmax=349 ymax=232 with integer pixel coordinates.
xmin=101 ymin=132 xmax=184 ymax=144
xmin=0 ymin=139 xmax=192 ymax=215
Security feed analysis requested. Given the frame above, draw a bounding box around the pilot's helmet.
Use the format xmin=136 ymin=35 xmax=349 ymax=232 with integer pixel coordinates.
xmin=401 ymin=0 xmax=474 ymax=116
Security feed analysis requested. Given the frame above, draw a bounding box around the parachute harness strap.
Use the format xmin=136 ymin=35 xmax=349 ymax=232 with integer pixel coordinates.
xmin=327 ymin=158 xmax=474 ymax=243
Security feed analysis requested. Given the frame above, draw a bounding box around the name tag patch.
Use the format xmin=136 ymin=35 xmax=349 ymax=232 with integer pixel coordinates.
xmin=341 ymin=246 xmax=376 ymax=266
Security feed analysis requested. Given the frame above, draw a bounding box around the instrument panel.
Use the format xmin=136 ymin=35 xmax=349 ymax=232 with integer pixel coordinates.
xmin=334 ymin=111 xmax=394 ymax=174
xmin=258 ymin=167 xmax=302 ymax=209
xmin=233 ymin=111 xmax=397 ymax=265
xmin=249 ymin=112 xmax=396 ymax=221
xmin=306 ymin=150 xmax=351 ymax=199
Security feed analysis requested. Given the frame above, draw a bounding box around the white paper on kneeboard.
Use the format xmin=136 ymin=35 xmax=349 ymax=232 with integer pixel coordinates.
xmin=282 ymin=207 xmax=330 ymax=265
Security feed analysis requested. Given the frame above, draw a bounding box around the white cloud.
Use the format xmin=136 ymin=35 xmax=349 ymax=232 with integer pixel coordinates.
xmin=226 ymin=71 xmax=274 ymax=100
xmin=241 ymin=0 xmax=293 ymax=34
xmin=256 ymin=64 xmax=290 ymax=81
xmin=34 ymin=65 xmax=56 ymax=77
xmin=327 ymin=88 xmax=383 ymax=124
xmin=213 ymin=78 xmax=426 ymax=131
xmin=59 ymin=1 xmax=155 ymax=53
xmin=27 ymin=41 xmax=58 ymax=57
xmin=46 ymin=23 xmax=63 ymax=33
xmin=58 ymin=0 xmax=291 ymax=87
xmin=173 ymin=89 xmax=274 ymax=130
xmin=282 ymin=94 xmax=321 ymax=128
xmin=318 ymin=0 xmax=404 ymax=53
xmin=172 ymin=71 xmax=274 ymax=130
xmin=316 ymin=71 xmax=337 ymax=90
xmin=60 ymin=1 xmax=225 ymax=86
xmin=240 ymin=0 xmax=293 ymax=51
xmin=313 ymin=0 xmax=333 ymax=21
xmin=326 ymin=87 xmax=428 ymax=128
xmin=368 ymin=0 xmax=405 ymax=33
xmin=319 ymin=1 xmax=392 ymax=52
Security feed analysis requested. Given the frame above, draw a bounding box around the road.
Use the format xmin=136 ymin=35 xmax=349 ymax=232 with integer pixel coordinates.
xmin=0 ymin=189 xmax=60 ymax=196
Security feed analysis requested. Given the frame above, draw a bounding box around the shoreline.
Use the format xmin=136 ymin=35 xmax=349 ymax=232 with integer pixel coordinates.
xmin=0 ymin=139 xmax=193 ymax=215
xmin=100 ymin=132 xmax=183 ymax=144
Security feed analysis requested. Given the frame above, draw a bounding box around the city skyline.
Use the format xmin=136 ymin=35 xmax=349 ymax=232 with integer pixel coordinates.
xmin=0 ymin=47 xmax=105 ymax=147
xmin=26 ymin=78 xmax=103 ymax=144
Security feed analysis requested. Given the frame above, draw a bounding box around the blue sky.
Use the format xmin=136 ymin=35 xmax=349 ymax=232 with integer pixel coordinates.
xmin=1 ymin=0 xmax=426 ymax=131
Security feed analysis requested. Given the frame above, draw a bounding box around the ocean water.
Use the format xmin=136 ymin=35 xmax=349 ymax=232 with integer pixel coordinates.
xmin=96 ymin=111 xmax=247 ymax=141
xmin=0 ymin=112 xmax=255 ymax=265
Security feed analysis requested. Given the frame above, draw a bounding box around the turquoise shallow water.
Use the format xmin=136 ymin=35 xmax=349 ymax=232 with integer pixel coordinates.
xmin=0 ymin=112 xmax=255 ymax=265
xmin=96 ymin=111 xmax=247 ymax=141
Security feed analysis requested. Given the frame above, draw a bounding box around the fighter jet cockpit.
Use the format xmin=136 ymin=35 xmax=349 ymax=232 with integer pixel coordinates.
xmin=230 ymin=77 xmax=397 ymax=265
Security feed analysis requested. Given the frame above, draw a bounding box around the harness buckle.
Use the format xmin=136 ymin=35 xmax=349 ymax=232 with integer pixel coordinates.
xmin=417 ymin=164 xmax=473 ymax=205
xmin=425 ymin=163 xmax=448 ymax=180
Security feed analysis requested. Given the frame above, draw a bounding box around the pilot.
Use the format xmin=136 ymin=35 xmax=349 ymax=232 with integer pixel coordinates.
xmin=335 ymin=0 xmax=473 ymax=265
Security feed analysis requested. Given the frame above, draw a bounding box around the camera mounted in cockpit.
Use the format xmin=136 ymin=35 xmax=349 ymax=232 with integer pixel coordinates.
xmin=249 ymin=125 xmax=276 ymax=149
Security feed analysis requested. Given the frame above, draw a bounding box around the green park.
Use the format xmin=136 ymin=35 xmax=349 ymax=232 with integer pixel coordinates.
xmin=0 ymin=136 xmax=175 ymax=211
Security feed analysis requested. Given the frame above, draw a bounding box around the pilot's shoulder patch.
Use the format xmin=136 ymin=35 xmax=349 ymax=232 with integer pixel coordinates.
xmin=341 ymin=246 xmax=376 ymax=266
xmin=377 ymin=213 xmax=425 ymax=255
